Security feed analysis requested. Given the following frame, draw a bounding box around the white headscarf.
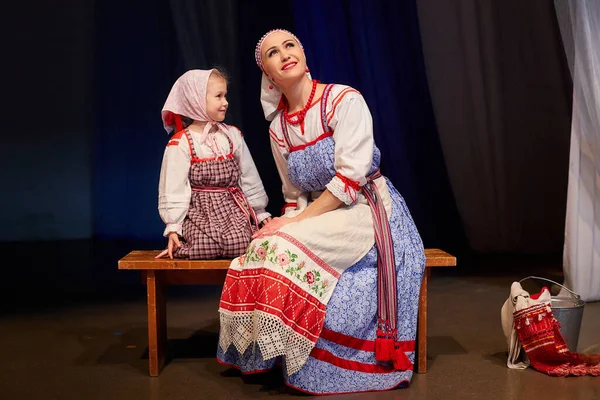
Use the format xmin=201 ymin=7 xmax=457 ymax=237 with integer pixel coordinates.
xmin=255 ymin=29 xmax=312 ymax=121
xmin=161 ymin=69 xmax=229 ymax=157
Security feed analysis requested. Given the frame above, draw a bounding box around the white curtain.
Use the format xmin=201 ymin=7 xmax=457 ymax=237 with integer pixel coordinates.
xmin=555 ymin=0 xmax=600 ymax=302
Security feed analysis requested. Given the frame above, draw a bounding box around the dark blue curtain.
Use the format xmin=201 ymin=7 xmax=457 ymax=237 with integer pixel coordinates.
xmin=292 ymin=0 xmax=465 ymax=249
xmin=93 ymin=0 xmax=295 ymax=240
xmin=93 ymin=0 xmax=182 ymax=239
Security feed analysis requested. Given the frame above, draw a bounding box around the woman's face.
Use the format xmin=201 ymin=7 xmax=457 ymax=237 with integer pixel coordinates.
xmin=261 ymin=31 xmax=306 ymax=86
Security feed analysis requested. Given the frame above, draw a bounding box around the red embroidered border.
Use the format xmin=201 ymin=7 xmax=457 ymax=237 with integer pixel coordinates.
xmin=220 ymin=268 xmax=327 ymax=341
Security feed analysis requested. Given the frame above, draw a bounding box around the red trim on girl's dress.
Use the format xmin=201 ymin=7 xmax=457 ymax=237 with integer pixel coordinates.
xmin=191 ymin=153 xmax=235 ymax=163
xmin=185 ymin=130 xmax=195 ymax=158
xmin=171 ymin=130 xmax=185 ymax=140
xmin=167 ymin=130 xmax=186 ymax=147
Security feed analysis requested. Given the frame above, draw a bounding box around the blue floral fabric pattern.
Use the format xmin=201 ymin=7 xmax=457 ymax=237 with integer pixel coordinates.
xmin=287 ymin=136 xmax=381 ymax=193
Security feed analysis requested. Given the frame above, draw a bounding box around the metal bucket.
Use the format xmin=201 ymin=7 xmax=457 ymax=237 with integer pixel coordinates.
xmin=519 ymin=276 xmax=586 ymax=352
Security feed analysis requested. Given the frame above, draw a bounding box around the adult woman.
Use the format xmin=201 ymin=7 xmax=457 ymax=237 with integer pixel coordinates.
xmin=217 ymin=29 xmax=425 ymax=395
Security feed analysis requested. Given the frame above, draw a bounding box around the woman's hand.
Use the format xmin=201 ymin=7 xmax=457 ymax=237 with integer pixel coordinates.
xmin=260 ymin=217 xmax=273 ymax=226
xmin=155 ymin=232 xmax=182 ymax=259
xmin=252 ymin=217 xmax=295 ymax=239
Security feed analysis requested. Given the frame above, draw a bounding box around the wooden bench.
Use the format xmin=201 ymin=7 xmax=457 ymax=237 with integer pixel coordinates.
xmin=118 ymin=248 xmax=456 ymax=376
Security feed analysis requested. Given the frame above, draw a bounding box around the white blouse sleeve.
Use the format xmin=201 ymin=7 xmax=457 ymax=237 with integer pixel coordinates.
xmin=158 ymin=133 xmax=192 ymax=236
xmin=269 ymin=125 xmax=304 ymax=216
xmin=230 ymin=127 xmax=271 ymax=223
xmin=325 ymin=91 xmax=375 ymax=205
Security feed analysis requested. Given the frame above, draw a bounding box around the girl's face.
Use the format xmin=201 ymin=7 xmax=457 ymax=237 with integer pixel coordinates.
xmin=206 ymin=75 xmax=228 ymax=122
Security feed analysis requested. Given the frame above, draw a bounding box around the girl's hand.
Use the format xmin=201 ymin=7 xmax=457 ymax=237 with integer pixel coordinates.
xmin=155 ymin=232 xmax=182 ymax=259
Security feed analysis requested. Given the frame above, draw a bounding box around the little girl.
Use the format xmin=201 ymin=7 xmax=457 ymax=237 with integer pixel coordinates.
xmin=157 ymin=69 xmax=271 ymax=259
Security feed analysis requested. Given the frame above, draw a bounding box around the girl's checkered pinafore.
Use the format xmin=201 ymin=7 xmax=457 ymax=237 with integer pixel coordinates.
xmin=174 ymin=130 xmax=257 ymax=259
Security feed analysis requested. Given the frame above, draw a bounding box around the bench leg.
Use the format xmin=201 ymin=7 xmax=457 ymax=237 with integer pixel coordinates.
xmin=417 ymin=268 xmax=430 ymax=373
xmin=147 ymin=270 xmax=167 ymax=377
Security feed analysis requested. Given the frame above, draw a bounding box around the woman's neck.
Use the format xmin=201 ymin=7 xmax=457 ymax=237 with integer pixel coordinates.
xmin=280 ymin=75 xmax=314 ymax=113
